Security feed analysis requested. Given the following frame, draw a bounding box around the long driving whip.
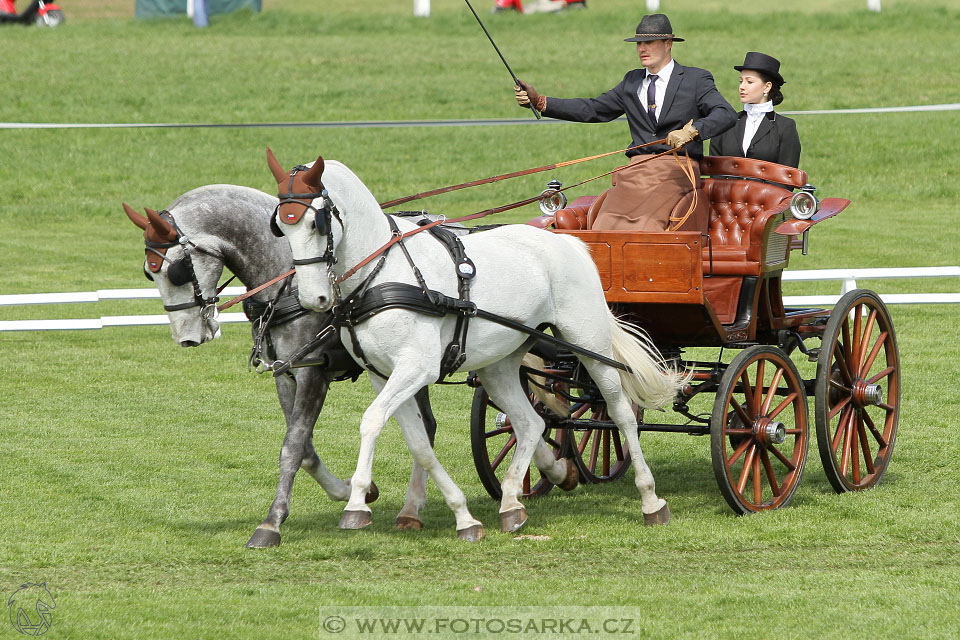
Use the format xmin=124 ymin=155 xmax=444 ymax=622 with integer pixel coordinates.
xmin=462 ymin=0 xmax=541 ymax=119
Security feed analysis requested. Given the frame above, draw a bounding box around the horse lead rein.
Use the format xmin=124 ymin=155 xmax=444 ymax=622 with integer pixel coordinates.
xmin=219 ymin=138 xmax=679 ymax=310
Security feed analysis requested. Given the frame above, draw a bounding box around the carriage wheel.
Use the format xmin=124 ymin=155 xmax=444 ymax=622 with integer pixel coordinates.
xmin=711 ymin=345 xmax=809 ymax=514
xmin=470 ymin=386 xmax=569 ymax=501
xmin=568 ymin=404 xmax=634 ymax=484
xmin=815 ymin=289 xmax=900 ymax=493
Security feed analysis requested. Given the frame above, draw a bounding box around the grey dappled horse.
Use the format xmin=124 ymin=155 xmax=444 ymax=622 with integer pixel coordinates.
xmin=123 ymin=185 xmax=437 ymax=547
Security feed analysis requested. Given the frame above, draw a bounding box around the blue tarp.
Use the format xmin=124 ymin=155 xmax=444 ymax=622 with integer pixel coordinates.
xmin=135 ymin=0 xmax=261 ymax=20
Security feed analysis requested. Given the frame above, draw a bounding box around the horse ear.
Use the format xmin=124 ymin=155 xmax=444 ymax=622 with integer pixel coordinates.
xmin=302 ymin=155 xmax=325 ymax=191
xmin=122 ymin=202 xmax=149 ymax=230
xmin=266 ymin=147 xmax=287 ymax=184
xmin=145 ymin=207 xmax=177 ymax=241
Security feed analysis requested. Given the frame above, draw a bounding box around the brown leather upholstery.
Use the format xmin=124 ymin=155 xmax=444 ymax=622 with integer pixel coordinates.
xmin=700 ymin=156 xmax=807 ymax=189
xmin=701 ymin=178 xmax=793 ymax=275
xmin=551 ymin=156 xmax=798 ymax=320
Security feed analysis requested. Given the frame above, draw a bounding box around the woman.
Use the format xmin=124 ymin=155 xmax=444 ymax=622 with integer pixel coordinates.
xmin=709 ymin=52 xmax=801 ymax=168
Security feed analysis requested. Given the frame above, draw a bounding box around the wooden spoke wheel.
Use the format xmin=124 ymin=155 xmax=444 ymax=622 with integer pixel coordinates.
xmin=470 ymin=386 xmax=570 ymax=501
xmin=711 ymin=346 xmax=809 ymax=514
xmin=568 ymin=403 xmax=634 ymax=484
xmin=815 ymin=289 xmax=900 ymax=493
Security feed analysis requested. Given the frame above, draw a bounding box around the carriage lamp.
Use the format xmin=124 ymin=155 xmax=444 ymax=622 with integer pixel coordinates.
xmin=538 ymin=180 xmax=567 ymax=215
xmin=790 ymin=184 xmax=820 ymax=220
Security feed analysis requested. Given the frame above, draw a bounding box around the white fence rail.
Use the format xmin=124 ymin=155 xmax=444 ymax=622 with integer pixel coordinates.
xmin=1 ymin=268 xmax=957 ymax=332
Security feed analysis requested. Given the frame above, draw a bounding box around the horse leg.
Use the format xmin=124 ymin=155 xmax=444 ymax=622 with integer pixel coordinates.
xmin=581 ymin=362 xmax=670 ymax=525
xmin=358 ymin=378 xmax=483 ymax=541
xmin=247 ymin=368 xmax=330 ymax=548
xmin=477 ymin=354 xmax=560 ymax=532
xmin=340 ymin=368 xmax=430 ymax=529
xmin=394 ymin=386 xmax=435 ymax=530
xmin=395 ymin=397 xmax=484 ymax=541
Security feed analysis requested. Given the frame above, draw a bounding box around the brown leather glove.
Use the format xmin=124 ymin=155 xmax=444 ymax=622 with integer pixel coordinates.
xmin=666 ymin=119 xmax=699 ymax=149
xmin=515 ymin=80 xmax=546 ymax=111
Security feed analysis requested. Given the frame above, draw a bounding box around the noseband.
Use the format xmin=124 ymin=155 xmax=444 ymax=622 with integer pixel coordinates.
xmin=143 ymin=209 xmax=222 ymax=318
xmin=270 ymin=165 xmax=343 ymax=268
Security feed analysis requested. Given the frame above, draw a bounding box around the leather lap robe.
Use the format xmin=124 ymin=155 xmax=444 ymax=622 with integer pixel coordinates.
xmin=590 ymin=155 xmax=702 ymax=231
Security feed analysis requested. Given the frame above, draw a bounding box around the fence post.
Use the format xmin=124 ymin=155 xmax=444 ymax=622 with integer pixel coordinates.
xmin=646 ymin=0 xmax=661 ymax=10
xmin=414 ymin=0 xmax=430 ymax=17
xmin=867 ymin=0 xmax=881 ymax=11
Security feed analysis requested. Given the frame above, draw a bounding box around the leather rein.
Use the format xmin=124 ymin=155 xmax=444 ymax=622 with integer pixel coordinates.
xmin=218 ymin=138 xmax=693 ymax=312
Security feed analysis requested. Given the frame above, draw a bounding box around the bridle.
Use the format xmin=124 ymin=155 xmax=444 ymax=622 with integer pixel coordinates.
xmin=143 ymin=209 xmax=229 ymax=319
xmin=269 ymin=164 xmax=345 ymax=294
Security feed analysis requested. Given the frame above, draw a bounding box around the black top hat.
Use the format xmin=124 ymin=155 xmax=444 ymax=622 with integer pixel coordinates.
xmin=734 ymin=52 xmax=785 ymax=86
xmin=624 ymin=14 xmax=684 ymax=43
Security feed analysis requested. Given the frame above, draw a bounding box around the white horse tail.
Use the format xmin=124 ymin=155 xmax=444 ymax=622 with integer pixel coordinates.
xmin=607 ymin=308 xmax=691 ymax=409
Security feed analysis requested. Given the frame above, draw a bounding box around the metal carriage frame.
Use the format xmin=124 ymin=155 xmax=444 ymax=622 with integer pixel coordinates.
xmin=469 ymin=155 xmax=901 ymax=514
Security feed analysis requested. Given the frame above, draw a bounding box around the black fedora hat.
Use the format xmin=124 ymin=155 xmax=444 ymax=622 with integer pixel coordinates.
xmin=624 ymin=14 xmax=684 ymax=43
xmin=734 ymin=51 xmax=785 ymax=86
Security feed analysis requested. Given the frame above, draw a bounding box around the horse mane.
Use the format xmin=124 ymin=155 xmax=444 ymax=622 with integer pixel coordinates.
xmin=313 ymin=160 xmax=382 ymax=217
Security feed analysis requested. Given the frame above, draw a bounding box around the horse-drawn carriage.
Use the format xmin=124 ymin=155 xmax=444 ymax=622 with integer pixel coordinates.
xmin=470 ymin=155 xmax=901 ymax=514
xmin=129 ymin=149 xmax=901 ymax=542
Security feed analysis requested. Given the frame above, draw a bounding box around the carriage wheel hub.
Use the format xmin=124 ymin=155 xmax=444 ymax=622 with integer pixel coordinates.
xmin=853 ymin=381 xmax=883 ymax=407
xmin=754 ymin=419 xmax=786 ymax=445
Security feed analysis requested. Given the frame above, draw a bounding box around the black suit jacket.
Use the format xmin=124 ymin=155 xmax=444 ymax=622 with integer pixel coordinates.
xmin=709 ymin=111 xmax=801 ymax=168
xmin=542 ymin=63 xmax=736 ymax=160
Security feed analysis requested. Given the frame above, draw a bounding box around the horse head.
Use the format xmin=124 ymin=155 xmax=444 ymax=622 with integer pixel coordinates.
xmin=266 ymin=147 xmax=341 ymax=312
xmin=123 ymin=202 xmax=222 ymax=347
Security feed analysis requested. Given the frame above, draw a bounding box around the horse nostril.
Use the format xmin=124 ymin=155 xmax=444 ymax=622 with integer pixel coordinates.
xmin=316 ymin=295 xmax=328 ymax=309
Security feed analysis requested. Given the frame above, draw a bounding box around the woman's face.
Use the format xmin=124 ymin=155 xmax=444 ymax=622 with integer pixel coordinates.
xmin=739 ymin=71 xmax=772 ymax=104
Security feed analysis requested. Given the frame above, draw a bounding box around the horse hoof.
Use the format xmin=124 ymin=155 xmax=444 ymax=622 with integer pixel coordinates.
xmin=557 ymin=459 xmax=580 ymax=492
xmin=395 ymin=515 xmax=423 ymax=531
xmin=500 ymin=507 xmax=528 ymax=533
xmin=339 ymin=510 xmax=373 ymax=530
xmin=643 ymin=502 xmax=671 ymax=526
xmin=457 ymin=524 xmax=485 ymax=542
xmin=245 ymin=527 xmax=281 ymax=548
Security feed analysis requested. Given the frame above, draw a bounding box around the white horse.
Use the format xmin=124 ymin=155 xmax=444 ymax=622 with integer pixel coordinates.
xmin=266 ymin=149 xmax=687 ymax=540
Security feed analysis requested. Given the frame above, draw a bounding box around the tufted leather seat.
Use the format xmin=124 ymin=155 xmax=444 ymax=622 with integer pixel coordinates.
xmin=549 ymin=156 xmax=808 ymax=325
xmin=553 ymin=156 xmax=806 ymax=277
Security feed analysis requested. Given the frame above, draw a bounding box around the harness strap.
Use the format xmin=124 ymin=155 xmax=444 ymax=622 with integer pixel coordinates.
xmin=378 ymin=139 xmax=669 ymax=209
xmin=425 ymin=223 xmax=476 ymax=378
xmin=217 ymin=269 xmax=296 ymax=312
xmin=335 ymin=141 xmax=674 ymax=286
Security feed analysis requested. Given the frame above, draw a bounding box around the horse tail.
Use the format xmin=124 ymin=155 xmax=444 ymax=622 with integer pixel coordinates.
xmin=607 ymin=308 xmax=691 ymax=409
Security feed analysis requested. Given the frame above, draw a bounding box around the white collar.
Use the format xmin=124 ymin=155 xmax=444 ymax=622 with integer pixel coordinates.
xmin=646 ymin=58 xmax=675 ymax=83
xmin=745 ymin=101 xmax=774 ymax=118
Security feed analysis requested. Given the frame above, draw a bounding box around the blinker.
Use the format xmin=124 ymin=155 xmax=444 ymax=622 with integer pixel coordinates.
xmin=167 ymin=258 xmax=193 ymax=287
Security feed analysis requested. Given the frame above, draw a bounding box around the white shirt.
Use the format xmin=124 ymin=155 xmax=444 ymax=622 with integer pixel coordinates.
xmin=742 ymin=101 xmax=774 ymax=154
xmin=639 ymin=59 xmax=675 ymax=122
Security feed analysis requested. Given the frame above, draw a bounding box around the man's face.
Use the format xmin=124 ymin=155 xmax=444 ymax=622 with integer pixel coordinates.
xmin=637 ymin=39 xmax=672 ymax=73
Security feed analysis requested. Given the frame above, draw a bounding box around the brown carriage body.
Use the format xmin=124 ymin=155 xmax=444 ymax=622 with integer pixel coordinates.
xmin=550 ymin=156 xmax=847 ymax=346
xmin=472 ymin=156 xmax=900 ymax=515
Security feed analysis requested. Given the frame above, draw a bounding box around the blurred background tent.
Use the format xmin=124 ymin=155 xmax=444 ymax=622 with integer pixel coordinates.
xmin=135 ymin=0 xmax=260 ymax=19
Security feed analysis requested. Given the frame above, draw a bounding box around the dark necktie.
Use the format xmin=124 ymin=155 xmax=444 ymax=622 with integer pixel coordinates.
xmin=646 ymin=74 xmax=659 ymax=123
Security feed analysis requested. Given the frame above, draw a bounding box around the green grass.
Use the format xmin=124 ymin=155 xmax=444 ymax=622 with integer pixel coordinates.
xmin=2 ymin=1 xmax=960 ymax=638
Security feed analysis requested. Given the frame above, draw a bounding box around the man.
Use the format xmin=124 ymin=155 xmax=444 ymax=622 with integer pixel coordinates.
xmin=516 ymin=14 xmax=735 ymax=231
